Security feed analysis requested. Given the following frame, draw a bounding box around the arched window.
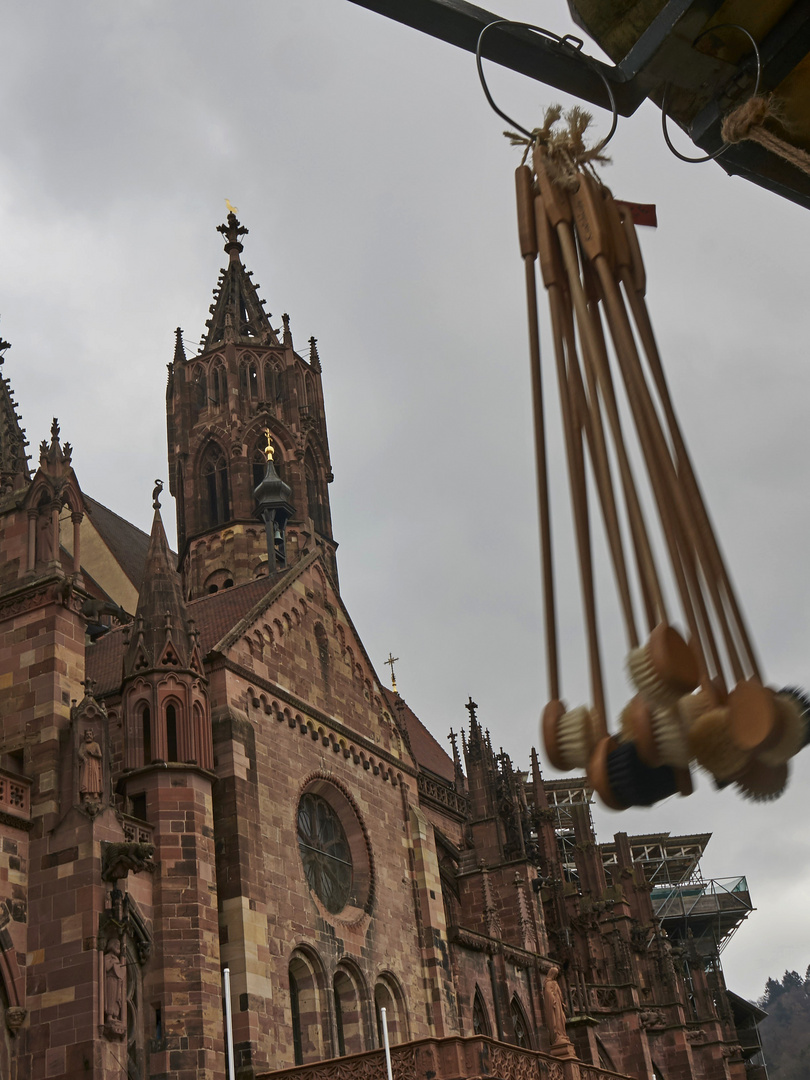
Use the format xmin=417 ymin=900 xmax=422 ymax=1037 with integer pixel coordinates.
xmin=201 ymin=445 xmax=230 ymax=527
xmin=141 ymin=705 xmax=152 ymax=767
xmin=211 ymin=363 xmax=227 ymax=408
xmin=305 ymin=373 xmax=316 ymax=411
xmin=191 ymin=366 xmax=207 ymax=420
xmin=288 ymin=951 xmax=329 ymax=1065
xmin=305 ymin=449 xmax=326 ymax=535
xmin=252 ymin=446 xmax=269 ymax=491
xmin=472 ymin=988 xmax=491 ymax=1037
xmin=510 ymin=995 xmax=532 ymax=1048
xmin=165 ymin=704 xmax=179 ymax=762
xmin=265 ymin=361 xmax=283 ymax=404
xmin=314 ymin=624 xmax=329 ymax=685
xmin=248 ymin=360 xmax=259 ymax=400
xmin=374 ymin=975 xmax=409 ymax=1047
xmin=333 ymin=966 xmax=365 ymax=1056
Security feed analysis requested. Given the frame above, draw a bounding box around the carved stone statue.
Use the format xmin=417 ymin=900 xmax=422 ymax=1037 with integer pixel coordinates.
xmin=78 ymin=729 xmax=103 ymax=804
xmin=101 ymin=842 xmax=156 ymax=884
xmin=103 ymin=938 xmax=126 ymax=1038
xmin=543 ymin=966 xmax=571 ymax=1049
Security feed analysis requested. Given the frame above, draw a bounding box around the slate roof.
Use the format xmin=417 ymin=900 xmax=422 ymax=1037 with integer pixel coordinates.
xmin=84 ymin=495 xmax=154 ymax=593
xmin=384 ymin=688 xmax=455 ymax=783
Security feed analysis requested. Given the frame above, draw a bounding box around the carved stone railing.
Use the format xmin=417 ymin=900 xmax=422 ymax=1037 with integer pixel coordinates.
xmin=0 ymin=770 xmax=31 ymax=822
xmin=120 ymin=814 xmax=154 ymax=845
xmin=417 ymin=773 xmax=469 ymax=819
xmin=257 ymin=1034 xmax=633 ymax=1080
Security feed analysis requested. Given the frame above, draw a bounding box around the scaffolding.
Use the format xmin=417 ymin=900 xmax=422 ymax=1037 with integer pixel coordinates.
xmin=651 ymin=876 xmax=754 ymax=955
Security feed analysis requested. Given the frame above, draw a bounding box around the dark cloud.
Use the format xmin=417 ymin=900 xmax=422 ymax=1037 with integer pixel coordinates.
xmin=0 ymin=0 xmax=808 ymax=1002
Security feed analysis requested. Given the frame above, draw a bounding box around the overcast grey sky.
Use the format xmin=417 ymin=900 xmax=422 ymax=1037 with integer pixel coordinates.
xmin=1 ymin=1 xmax=808 ymax=1001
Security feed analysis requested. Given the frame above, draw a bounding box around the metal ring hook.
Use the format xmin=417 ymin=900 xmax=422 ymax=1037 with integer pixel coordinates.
xmin=661 ymin=23 xmax=762 ymax=164
xmin=476 ymin=20 xmax=618 ymax=152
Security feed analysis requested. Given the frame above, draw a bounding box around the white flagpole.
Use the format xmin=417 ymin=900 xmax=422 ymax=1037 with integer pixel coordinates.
xmin=223 ymin=966 xmax=236 ymax=1080
xmin=380 ymin=1007 xmax=393 ymax=1080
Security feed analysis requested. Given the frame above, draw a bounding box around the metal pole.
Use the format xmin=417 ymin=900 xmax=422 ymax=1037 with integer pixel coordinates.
xmin=380 ymin=1007 xmax=393 ymax=1080
xmin=223 ymin=966 xmax=236 ymax=1080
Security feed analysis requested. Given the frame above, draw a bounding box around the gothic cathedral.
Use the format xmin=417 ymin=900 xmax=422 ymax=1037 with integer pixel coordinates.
xmin=0 ymin=215 xmax=763 ymax=1080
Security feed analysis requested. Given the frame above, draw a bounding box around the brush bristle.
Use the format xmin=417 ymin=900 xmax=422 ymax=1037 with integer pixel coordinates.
xmin=556 ymin=706 xmax=599 ymax=770
xmin=606 ymin=740 xmax=678 ymax=808
xmin=733 ymin=758 xmax=788 ymax=802
xmin=688 ymin=707 xmax=749 ymax=782
xmin=626 ymin=625 xmax=699 ymax=710
xmin=677 ymin=687 xmax=715 ymax=732
xmin=757 ymin=695 xmax=805 ymax=767
xmin=651 ymin=707 xmax=690 ymax=767
xmin=777 ymin=687 xmax=810 ymax=749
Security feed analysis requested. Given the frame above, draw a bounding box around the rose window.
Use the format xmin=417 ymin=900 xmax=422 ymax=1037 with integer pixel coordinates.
xmin=297 ymin=792 xmax=353 ymax=914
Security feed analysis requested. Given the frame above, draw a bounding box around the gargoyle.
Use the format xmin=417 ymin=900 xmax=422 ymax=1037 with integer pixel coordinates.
xmin=101 ymin=842 xmax=156 ymax=884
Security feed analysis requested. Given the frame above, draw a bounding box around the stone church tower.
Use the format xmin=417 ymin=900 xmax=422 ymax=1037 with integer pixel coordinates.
xmin=167 ymin=212 xmax=336 ymax=599
xmin=0 ymin=218 xmax=767 ymax=1080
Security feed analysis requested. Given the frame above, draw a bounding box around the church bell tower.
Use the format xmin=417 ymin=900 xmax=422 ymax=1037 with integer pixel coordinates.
xmin=167 ymin=212 xmax=337 ymax=600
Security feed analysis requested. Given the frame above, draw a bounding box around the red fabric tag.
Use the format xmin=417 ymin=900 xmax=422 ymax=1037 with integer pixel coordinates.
xmin=623 ymin=202 xmax=657 ymax=228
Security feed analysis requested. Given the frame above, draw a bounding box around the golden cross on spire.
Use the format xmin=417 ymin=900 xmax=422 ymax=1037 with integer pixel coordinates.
xmin=384 ymin=652 xmax=399 ymax=693
xmin=263 ymin=428 xmax=275 ymax=461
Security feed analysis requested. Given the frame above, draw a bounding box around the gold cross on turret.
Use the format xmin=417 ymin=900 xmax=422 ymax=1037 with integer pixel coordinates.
xmin=263 ymin=428 xmax=275 ymax=461
xmin=384 ymin=652 xmax=399 ymax=693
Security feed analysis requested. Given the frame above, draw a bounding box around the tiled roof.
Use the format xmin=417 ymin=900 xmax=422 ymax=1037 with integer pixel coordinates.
xmin=84 ymin=495 xmax=154 ymax=592
xmin=384 ymin=688 xmax=455 ymax=783
xmin=188 ymin=575 xmax=278 ymax=654
xmin=86 ymin=625 xmax=127 ymax=696
xmin=87 ymin=575 xmax=277 ymax=696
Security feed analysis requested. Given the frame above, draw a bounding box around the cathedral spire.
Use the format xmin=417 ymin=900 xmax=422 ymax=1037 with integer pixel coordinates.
xmin=0 ymin=338 xmax=30 ymax=494
xmin=124 ymin=496 xmax=196 ymax=677
xmin=201 ymin=212 xmax=279 ymax=351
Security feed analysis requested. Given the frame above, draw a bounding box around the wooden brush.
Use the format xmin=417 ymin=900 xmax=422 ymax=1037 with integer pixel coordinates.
xmin=733 ymin=758 xmax=789 ymax=802
xmin=677 ymin=686 xmax=719 ymax=733
xmin=688 ymin=707 xmax=750 ymax=782
xmin=777 ymin=687 xmax=810 ymax=749
xmin=587 ymin=735 xmax=679 ymax=810
xmin=756 ymin=694 xmax=806 ymax=767
xmin=727 ymin=680 xmax=781 ymax=755
xmin=626 ymin=623 xmax=699 ymax=709
xmin=619 ymin=695 xmax=689 ymax=768
xmin=542 ymin=700 xmax=600 ymax=771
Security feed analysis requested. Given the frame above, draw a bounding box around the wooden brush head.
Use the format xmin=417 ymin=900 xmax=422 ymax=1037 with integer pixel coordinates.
xmin=586 ymin=736 xmax=627 ymax=811
xmin=728 ymin=680 xmax=780 ymax=753
xmin=734 ymin=757 xmax=789 ymax=801
xmin=542 ymin=699 xmax=568 ymax=771
xmin=647 ymin=624 xmax=700 ymax=695
xmin=623 ymin=695 xmax=660 ymax=768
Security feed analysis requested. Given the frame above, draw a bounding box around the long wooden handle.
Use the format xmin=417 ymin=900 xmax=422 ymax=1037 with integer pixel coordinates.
xmin=616 ymin=210 xmax=761 ymax=681
xmin=516 ymin=166 xmax=559 ymax=702
xmin=549 ymin=275 xmax=608 ymax=734
xmin=535 ymin=193 xmax=639 ymax=650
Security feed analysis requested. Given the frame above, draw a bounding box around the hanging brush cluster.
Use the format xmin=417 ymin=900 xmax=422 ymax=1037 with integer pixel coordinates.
xmin=509 ymin=106 xmax=809 ymax=809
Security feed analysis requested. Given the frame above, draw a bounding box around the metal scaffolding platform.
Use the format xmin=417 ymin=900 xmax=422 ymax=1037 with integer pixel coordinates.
xmin=651 ymin=876 xmax=754 ymax=955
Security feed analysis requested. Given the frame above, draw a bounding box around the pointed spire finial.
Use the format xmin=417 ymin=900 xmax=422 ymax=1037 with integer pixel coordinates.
xmin=384 ymin=653 xmax=399 ymax=693
xmin=217 ymin=207 xmax=248 ymax=259
xmin=174 ymin=328 xmax=186 ymax=364
xmin=309 ymin=336 xmax=321 ymax=373
xmin=465 ymin=696 xmax=478 ymax=725
xmin=262 ymin=429 xmax=275 ymax=461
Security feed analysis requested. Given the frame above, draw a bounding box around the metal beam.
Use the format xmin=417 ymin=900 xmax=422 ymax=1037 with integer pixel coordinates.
xmin=347 ymin=0 xmax=646 ymax=115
